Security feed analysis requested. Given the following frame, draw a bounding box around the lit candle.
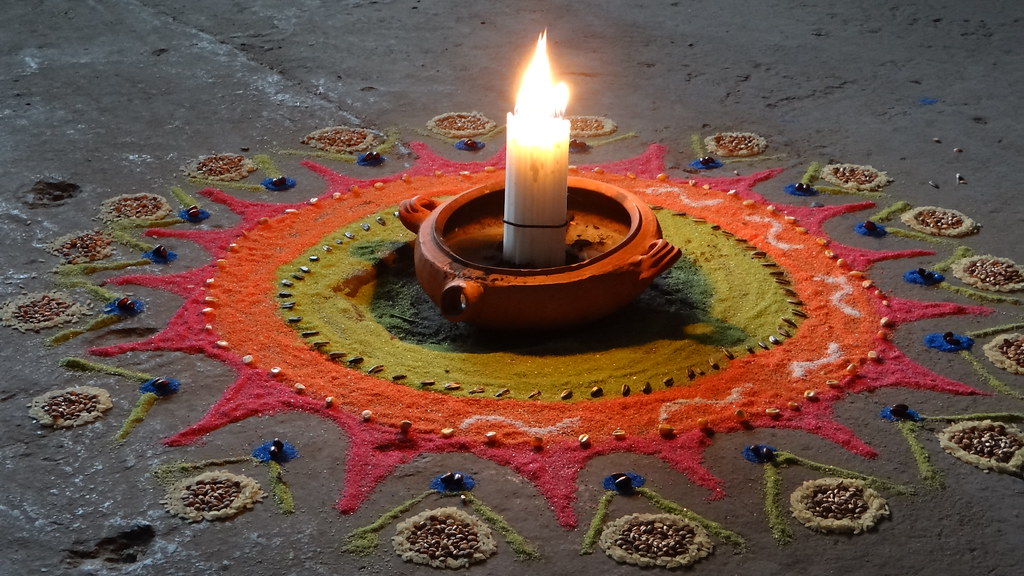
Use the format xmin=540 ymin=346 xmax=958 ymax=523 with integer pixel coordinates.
xmin=504 ymin=32 xmax=570 ymax=268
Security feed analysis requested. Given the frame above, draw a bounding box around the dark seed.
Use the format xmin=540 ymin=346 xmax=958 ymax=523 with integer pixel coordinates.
xmin=347 ymin=356 xmax=364 ymax=365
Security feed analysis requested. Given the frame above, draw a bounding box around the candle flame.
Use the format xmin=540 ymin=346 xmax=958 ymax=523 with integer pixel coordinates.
xmin=514 ymin=31 xmax=569 ymax=118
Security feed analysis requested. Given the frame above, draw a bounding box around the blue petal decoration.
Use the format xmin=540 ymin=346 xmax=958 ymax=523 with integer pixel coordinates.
xmin=357 ymin=152 xmax=385 ymax=166
xmin=103 ymin=298 xmax=145 ymax=316
xmin=430 ymin=472 xmax=477 ymax=493
xmin=140 ymin=377 xmax=181 ymax=397
xmin=261 ymin=176 xmax=297 ymax=191
xmin=179 ymin=206 xmax=210 ymax=223
xmin=784 ymin=183 xmax=819 ymax=196
xmin=142 ymin=247 xmax=178 ymax=264
xmin=880 ymin=404 xmax=922 ymax=422
xmin=454 ymin=139 xmax=485 ymax=151
xmin=924 ymin=332 xmax=974 ymax=352
xmin=918 ymin=97 xmax=939 ymax=105
xmin=252 ymin=439 xmax=300 ymax=463
xmin=602 ymin=472 xmax=645 ymax=494
xmin=903 ymin=268 xmax=945 ymax=286
xmin=688 ymin=158 xmax=723 ymax=170
xmin=742 ymin=444 xmax=778 ymax=464
xmin=854 ymin=221 xmax=887 ymax=237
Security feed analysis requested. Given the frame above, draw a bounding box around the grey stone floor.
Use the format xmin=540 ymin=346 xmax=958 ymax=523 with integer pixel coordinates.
xmin=2 ymin=1 xmax=1022 ymax=574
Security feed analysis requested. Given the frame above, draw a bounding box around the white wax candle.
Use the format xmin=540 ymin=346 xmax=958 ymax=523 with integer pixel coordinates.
xmin=503 ymin=32 xmax=570 ymax=268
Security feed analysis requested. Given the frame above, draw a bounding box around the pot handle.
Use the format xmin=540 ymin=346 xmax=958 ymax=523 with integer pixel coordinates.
xmin=634 ymin=239 xmax=682 ymax=281
xmin=398 ymin=196 xmax=439 ymax=233
xmin=440 ymin=281 xmax=484 ymax=319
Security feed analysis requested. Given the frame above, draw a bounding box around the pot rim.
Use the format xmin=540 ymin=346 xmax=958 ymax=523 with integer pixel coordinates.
xmin=428 ymin=176 xmax=647 ymax=276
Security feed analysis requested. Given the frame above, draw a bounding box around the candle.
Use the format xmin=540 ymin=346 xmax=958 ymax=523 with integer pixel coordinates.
xmin=504 ymin=32 xmax=570 ymax=268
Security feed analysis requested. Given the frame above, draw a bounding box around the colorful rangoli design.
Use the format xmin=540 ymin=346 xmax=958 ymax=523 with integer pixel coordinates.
xmin=11 ymin=124 xmax=1024 ymax=567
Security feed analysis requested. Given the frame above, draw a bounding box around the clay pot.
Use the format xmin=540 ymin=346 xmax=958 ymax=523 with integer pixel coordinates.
xmin=398 ymin=177 xmax=680 ymax=330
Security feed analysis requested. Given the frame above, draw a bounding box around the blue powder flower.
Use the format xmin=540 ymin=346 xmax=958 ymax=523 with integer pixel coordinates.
xmin=854 ymin=221 xmax=887 ymax=237
xmin=924 ymin=332 xmax=973 ymax=352
xmin=179 ymin=205 xmax=210 ymax=223
xmin=785 ymin=182 xmax=818 ymax=196
xmin=104 ymin=297 xmax=145 ymax=316
xmin=142 ymin=245 xmax=177 ymax=264
xmin=903 ymin=268 xmax=944 ymax=286
xmin=252 ymin=439 xmax=299 ymax=463
xmin=140 ymin=377 xmax=181 ymax=397
xmin=742 ymin=444 xmax=777 ymax=464
xmin=357 ymin=151 xmax=385 ymax=166
xmin=603 ymin=472 xmax=645 ymax=494
xmin=454 ymin=139 xmax=485 ymax=151
xmin=430 ymin=471 xmax=476 ymax=493
xmin=880 ymin=404 xmax=922 ymax=422
xmin=261 ymin=176 xmax=297 ymax=191
xmin=688 ymin=156 xmax=723 ymax=170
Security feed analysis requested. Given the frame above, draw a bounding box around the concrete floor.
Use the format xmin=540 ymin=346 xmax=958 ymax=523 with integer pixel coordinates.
xmin=2 ymin=1 xmax=1022 ymax=574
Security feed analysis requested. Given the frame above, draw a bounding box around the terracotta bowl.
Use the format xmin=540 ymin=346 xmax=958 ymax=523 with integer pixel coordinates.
xmin=398 ymin=176 xmax=681 ymax=330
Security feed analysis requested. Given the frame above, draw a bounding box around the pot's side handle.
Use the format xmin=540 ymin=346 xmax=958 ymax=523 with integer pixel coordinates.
xmin=440 ymin=281 xmax=484 ymax=320
xmin=398 ymin=196 xmax=440 ymax=233
xmin=633 ymin=239 xmax=682 ymax=281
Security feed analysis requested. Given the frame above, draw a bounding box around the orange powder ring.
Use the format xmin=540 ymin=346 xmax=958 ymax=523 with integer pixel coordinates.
xmin=206 ymin=169 xmax=883 ymax=448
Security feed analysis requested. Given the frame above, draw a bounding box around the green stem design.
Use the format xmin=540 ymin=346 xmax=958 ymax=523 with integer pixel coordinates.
xmin=170 ymin=186 xmax=198 ymax=208
xmin=267 ymin=460 xmax=295 ymax=514
xmin=187 ymin=177 xmax=266 ymax=192
xmin=109 ymin=230 xmax=154 ymax=253
xmin=342 ymin=490 xmax=434 ymax=556
xmin=764 ymin=464 xmax=792 ymax=545
xmin=278 ymin=148 xmax=357 ymax=163
xmin=638 ymin=488 xmax=746 ymax=552
xmin=922 ymin=412 xmax=1024 ymax=423
xmin=966 ymin=322 xmax=1024 ymax=338
xmin=931 ymin=245 xmax=973 ymax=273
xmin=47 ymin=315 xmax=122 ymax=346
xmin=50 ymin=275 xmax=119 ymax=303
xmin=111 ymin=217 xmax=182 ymax=229
xmin=55 ymin=259 xmax=152 ymax=276
xmin=588 ymin=132 xmax=638 ymax=148
xmin=867 ymin=201 xmax=912 ymax=223
xmin=252 ymin=154 xmax=281 ymax=178
xmin=887 ymin=228 xmax=955 ymax=245
xmin=464 ymin=493 xmax=541 ymax=560
xmin=960 ymin=350 xmax=1023 ymax=399
xmin=114 ymin=393 xmax=158 ymax=443
xmin=774 ymin=451 xmax=913 ymax=495
xmin=801 ymin=162 xmax=821 ymax=184
xmin=152 ymin=456 xmax=258 ymax=488
xmin=940 ymin=283 xmax=1022 ymax=305
xmin=60 ymin=357 xmax=153 ymax=381
xmin=690 ymin=133 xmax=706 ymax=157
xmin=814 ymin=185 xmax=884 ymax=198
xmin=580 ymin=491 xmax=616 ymax=555
xmin=896 ymin=420 xmax=945 ymax=489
